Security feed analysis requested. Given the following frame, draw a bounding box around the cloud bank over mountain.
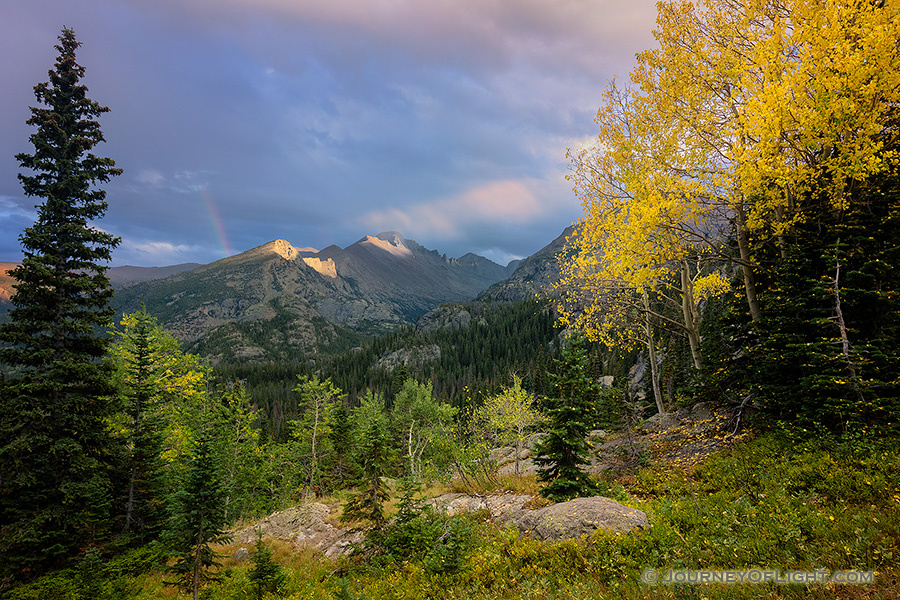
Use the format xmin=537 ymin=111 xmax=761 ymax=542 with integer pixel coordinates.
xmin=0 ymin=0 xmax=658 ymax=267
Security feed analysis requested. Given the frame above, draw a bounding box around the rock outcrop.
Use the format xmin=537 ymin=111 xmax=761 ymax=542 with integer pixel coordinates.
xmin=517 ymin=496 xmax=649 ymax=540
xmin=427 ymin=492 xmax=536 ymax=524
xmin=375 ymin=344 xmax=441 ymax=371
xmin=230 ymin=503 xmax=363 ymax=558
xmin=232 ymin=491 xmax=648 ymax=559
xmin=427 ymin=492 xmax=648 ymax=540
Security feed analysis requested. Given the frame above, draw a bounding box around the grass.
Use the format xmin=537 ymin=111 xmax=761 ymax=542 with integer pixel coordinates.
xmin=6 ymin=429 xmax=900 ymax=599
xmin=449 ymin=472 xmax=543 ymax=496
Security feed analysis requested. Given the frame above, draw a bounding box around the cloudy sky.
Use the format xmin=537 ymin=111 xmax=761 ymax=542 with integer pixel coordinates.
xmin=1 ymin=0 xmax=658 ymax=267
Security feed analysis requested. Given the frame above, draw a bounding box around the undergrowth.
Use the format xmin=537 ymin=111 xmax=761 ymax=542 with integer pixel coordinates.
xmin=6 ymin=430 xmax=899 ymax=599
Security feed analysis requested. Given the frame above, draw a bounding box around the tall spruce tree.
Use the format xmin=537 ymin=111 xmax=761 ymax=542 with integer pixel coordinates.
xmin=533 ymin=332 xmax=601 ymax=502
xmin=341 ymin=392 xmax=391 ymax=530
xmin=0 ymin=27 xmax=121 ymax=577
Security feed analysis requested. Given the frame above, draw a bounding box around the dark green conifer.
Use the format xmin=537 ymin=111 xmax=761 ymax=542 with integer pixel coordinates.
xmin=328 ymin=400 xmax=356 ymax=483
xmin=165 ymin=432 xmax=231 ymax=600
xmin=533 ymin=332 xmax=600 ymax=502
xmin=0 ymin=27 xmax=121 ymax=577
xmin=341 ymin=393 xmax=391 ymax=530
xmin=751 ymin=170 xmax=900 ymax=433
xmin=75 ymin=547 xmax=106 ymax=600
xmin=247 ymin=531 xmax=286 ymax=600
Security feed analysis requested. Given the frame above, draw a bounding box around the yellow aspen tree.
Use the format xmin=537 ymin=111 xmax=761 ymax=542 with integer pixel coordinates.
xmin=560 ymin=107 xmax=727 ymax=378
xmin=565 ymin=0 xmax=900 ymax=330
xmin=474 ymin=375 xmax=540 ymax=475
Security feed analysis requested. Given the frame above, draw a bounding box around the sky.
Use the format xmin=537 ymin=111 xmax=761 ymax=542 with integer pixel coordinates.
xmin=1 ymin=0 xmax=659 ymax=267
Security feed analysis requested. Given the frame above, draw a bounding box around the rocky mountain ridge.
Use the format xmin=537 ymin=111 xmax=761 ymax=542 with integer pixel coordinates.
xmin=1 ymin=229 xmax=568 ymax=360
xmin=477 ymin=225 xmax=574 ymax=301
xmin=108 ymin=232 xmax=522 ymax=361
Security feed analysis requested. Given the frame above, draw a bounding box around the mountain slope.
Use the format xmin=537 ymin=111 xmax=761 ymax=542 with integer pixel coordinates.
xmin=107 ymin=263 xmax=201 ymax=287
xmin=0 ymin=262 xmax=201 ymax=307
xmin=477 ymin=225 xmax=574 ymax=301
xmin=113 ymin=232 xmax=515 ymax=361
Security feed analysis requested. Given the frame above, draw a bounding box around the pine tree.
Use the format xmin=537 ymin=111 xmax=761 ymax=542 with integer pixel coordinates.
xmin=247 ymin=531 xmax=286 ymax=600
xmin=111 ymin=307 xmax=169 ymax=543
xmin=341 ymin=392 xmax=391 ymax=530
xmin=533 ymin=332 xmax=601 ymax=502
xmin=165 ymin=432 xmax=231 ymax=600
xmin=750 ymin=162 xmax=900 ymax=433
xmin=327 ymin=400 xmax=355 ymax=484
xmin=0 ymin=27 xmax=122 ymax=578
xmin=75 ymin=547 xmax=106 ymax=600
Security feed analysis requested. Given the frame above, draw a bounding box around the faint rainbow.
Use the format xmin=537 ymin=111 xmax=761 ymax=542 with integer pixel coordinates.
xmin=201 ymin=188 xmax=234 ymax=257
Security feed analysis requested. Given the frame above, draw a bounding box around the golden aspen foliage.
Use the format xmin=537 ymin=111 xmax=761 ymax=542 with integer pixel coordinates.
xmin=473 ymin=375 xmax=540 ymax=475
xmin=562 ymin=0 xmax=900 ymax=330
xmin=110 ymin=311 xmax=210 ymax=466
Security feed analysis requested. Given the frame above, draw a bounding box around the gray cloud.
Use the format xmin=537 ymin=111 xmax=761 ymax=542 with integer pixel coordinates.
xmin=1 ymin=0 xmax=658 ymax=266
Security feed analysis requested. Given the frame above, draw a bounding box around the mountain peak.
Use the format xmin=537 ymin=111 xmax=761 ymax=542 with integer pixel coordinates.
xmin=258 ymin=239 xmax=300 ymax=260
xmin=375 ymin=231 xmax=406 ymax=243
xmin=360 ymin=232 xmax=413 ymax=257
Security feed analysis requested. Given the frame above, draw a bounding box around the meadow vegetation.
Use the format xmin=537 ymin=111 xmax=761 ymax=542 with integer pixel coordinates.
xmin=5 ymin=429 xmax=898 ymax=599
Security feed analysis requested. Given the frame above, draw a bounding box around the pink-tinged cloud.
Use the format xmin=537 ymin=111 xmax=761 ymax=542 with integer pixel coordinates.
xmin=456 ymin=180 xmax=542 ymax=221
xmin=359 ymin=178 xmax=545 ymax=238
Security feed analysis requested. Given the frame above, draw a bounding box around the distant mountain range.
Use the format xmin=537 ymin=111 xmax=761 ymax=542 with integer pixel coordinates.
xmin=0 ymin=229 xmax=569 ymax=361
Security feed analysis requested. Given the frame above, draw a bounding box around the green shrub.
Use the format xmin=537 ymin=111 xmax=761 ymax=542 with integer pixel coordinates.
xmin=378 ymin=508 xmax=446 ymax=563
xmin=248 ymin=534 xmax=287 ymax=599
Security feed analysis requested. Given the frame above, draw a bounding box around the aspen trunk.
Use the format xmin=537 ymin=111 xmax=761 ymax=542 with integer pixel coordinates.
xmin=680 ymin=260 xmax=704 ymax=370
xmin=407 ymin=421 xmax=416 ymax=479
xmin=642 ymin=290 xmax=666 ymax=416
xmin=734 ymin=206 xmax=761 ymax=321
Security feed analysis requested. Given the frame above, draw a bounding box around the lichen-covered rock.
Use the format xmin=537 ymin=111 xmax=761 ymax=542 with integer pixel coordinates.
xmin=517 ymin=496 xmax=648 ymax=541
xmin=233 ymin=547 xmax=249 ymax=562
xmin=428 ymin=493 xmax=648 ymax=541
xmin=489 ymin=446 xmax=517 ymax=465
xmin=230 ymin=502 xmax=362 ymax=557
xmin=690 ymin=402 xmax=713 ymax=422
xmin=642 ymin=412 xmax=682 ymax=431
xmin=427 ymin=492 xmax=534 ymax=525
xmin=498 ymin=458 xmax=538 ymax=475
